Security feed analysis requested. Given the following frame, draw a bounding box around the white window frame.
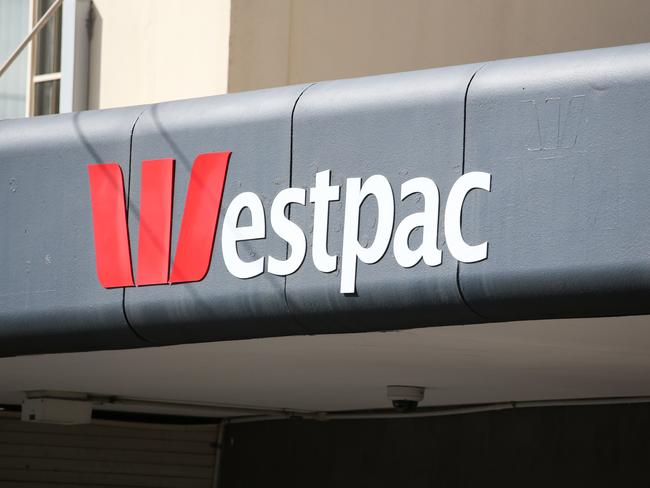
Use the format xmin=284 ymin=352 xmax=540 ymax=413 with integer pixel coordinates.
xmin=26 ymin=0 xmax=61 ymax=116
xmin=24 ymin=0 xmax=90 ymax=117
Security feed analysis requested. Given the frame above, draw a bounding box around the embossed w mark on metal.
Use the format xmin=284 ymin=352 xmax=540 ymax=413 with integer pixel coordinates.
xmin=521 ymin=95 xmax=586 ymax=151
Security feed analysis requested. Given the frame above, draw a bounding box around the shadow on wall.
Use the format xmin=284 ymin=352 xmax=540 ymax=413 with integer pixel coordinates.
xmin=87 ymin=4 xmax=102 ymax=110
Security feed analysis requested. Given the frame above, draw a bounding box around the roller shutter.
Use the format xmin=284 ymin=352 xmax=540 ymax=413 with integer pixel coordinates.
xmin=0 ymin=413 xmax=218 ymax=487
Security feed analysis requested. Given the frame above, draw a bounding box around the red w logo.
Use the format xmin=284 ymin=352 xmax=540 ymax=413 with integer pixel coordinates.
xmin=87 ymin=152 xmax=231 ymax=288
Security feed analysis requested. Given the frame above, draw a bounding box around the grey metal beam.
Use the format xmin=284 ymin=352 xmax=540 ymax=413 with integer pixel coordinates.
xmin=460 ymin=43 xmax=650 ymax=321
xmin=1 ymin=43 xmax=650 ymax=357
xmin=0 ymin=106 xmax=148 ymax=356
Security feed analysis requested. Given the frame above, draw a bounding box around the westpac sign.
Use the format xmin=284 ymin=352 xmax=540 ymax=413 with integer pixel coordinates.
xmin=88 ymin=152 xmax=491 ymax=294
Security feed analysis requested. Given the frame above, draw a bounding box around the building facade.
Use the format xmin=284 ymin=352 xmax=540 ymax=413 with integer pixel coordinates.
xmin=1 ymin=2 xmax=650 ymax=487
xmin=4 ymin=0 xmax=650 ymax=115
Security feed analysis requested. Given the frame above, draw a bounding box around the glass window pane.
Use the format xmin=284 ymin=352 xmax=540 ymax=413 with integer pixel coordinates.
xmin=34 ymin=79 xmax=60 ymax=116
xmin=0 ymin=0 xmax=29 ymax=120
xmin=35 ymin=0 xmax=62 ymax=76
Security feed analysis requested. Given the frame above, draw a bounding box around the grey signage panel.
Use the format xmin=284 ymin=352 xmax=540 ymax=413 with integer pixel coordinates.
xmin=286 ymin=65 xmax=483 ymax=334
xmin=124 ymin=86 xmax=309 ymax=345
xmin=0 ymin=107 xmax=147 ymax=355
xmin=460 ymin=44 xmax=650 ymax=320
xmin=2 ymin=44 xmax=650 ymax=358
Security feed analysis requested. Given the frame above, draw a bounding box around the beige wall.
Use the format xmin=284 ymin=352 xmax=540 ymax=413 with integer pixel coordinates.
xmin=228 ymin=0 xmax=650 ymax=92
xmin=86 ymin=0 xmax=650 ymax=106
xmin=89 ymin=0 xmax=231 ymax=109
xmin=228 ymin=0 xmax=292 ymax=93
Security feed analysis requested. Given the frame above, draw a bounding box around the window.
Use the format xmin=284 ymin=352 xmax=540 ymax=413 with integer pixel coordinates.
xmin=0 ymin=0 xmax=90 ymax=120
xmin=0 ymin=0 xmax=30 ymax=119
xmin=29 ymin=0 xmax=63 ymax=116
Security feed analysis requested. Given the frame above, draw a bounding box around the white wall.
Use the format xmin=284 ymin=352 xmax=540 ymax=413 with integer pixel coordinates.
xmin=85 ymin=0 xmax=650 ymax=105
xmin=88 ymin=0 xmax=231 ymax=109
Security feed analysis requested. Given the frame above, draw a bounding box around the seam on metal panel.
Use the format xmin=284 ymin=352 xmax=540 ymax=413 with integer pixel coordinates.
xmin=122 ymin=107 xmax=155 ymax=345
xmin=283 ymin=83 xmax=317 ymax=334
xmin=456 ymin=65 xmax=489 ymax=321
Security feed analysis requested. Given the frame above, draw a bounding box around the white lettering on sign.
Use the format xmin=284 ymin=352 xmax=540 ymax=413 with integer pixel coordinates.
xmin=444 ymin=172 xmax=491 ymax=264
xmin=268 ymin=187 xmax=307 ymax=276
xmin=221 ymin=171 xmax=491 ymax=293
xmin=341 ymin=175 xmax=395 ymax=294
xmin=393 ymin=177 xmax=442 ymax=269
xmin=222 ymin=192 xmax=266 ymax=279
xmin=310 ymin=170 xmax=340 ymax=273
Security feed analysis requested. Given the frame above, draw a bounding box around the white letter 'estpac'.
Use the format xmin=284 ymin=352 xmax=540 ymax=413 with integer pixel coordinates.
xmin=340 ymin=175 xmax=394 ymax=293
xmin=393 ymin=177 xmax=442 ymax=268
xmin=444 ymin=171 xmax=491 ymax=263
xmin=268 ymin=188 xmax=307 ymax=276
xmin=309 ymin=170 xmax=340 ymax=273
xmin=222 ymin=192 xmax=266 ymax=279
